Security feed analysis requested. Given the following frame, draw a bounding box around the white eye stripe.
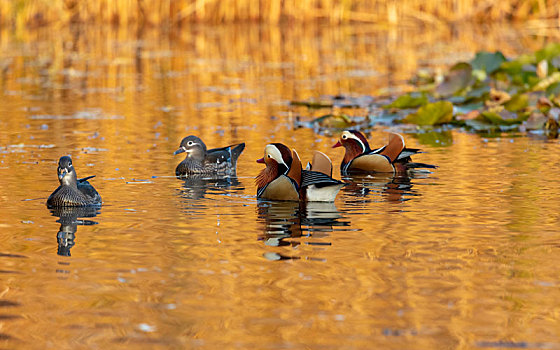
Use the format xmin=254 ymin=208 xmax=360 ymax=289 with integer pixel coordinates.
xmin=343 ymin=132 xmax=365 ymax=152
xmin=264 ymin=145 xmax=285 ymax=166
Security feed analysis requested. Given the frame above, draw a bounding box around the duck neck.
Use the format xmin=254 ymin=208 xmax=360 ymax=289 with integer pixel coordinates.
xmin=60 ymin=172 xmax=78 ymax=189
xmin=256 ymin=162 xmax=279 ymax=190
xmin=343 ymin=142 xmax=364 ymax=164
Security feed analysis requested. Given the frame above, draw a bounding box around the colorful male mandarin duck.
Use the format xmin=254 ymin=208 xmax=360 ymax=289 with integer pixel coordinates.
xmin=47 ymin=156 xmax=102 ymax=208
xmin=174 ymin=136 xmax=245 ymax=177
xmin=333 ymin=130 xmax=436 ymax=175
xmin=256 ymin=143 xmax=345 ymax=202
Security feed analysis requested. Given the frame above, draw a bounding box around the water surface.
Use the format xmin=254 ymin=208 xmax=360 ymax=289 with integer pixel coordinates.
xmin=0 ymin=24 xmax=559 ymax=349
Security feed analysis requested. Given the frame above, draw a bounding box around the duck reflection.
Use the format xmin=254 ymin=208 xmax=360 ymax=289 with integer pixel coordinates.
xmin=50 ymin=207 xmax=99 ymax=257
xmin=177 ymin=176 xmax=243 ymax=201
xmin=257 ymin=200 xmax=349 ymax=261
xmin=342 ymin=172 xmax=423 ymax=204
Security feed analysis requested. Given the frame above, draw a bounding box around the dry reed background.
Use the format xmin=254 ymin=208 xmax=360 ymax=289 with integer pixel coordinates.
xmin=0 ymin=0 xmax=559 ymax=28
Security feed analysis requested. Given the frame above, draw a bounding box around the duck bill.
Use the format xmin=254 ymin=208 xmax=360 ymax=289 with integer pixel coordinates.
xmin=173 ymin=148 xmax=185 ymax=155
xmin=332 ymin=141 xmax=342 ymax=148
xmin=57 ymin=168 xmax=68 ymax=180
xmin=256 ymin=158 xmax=265 ymax=164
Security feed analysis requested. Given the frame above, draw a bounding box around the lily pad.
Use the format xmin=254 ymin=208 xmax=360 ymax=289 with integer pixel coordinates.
xmin=504 ymin=93 xmax=529 ymax=112
xmin=403 ymin=101 xmax=454 ymax=126
xmin=532 ymin=72 xmax=560 ymax=91
xmin=435 ymin=62 xmax=473 ymax=97
xmin=384 ymin=93 xmax=428 ymax=109
xmin=535 ymin=43 xmax=560 ymax=63
xmin=471 ymin=51 xmax=506 ymax=74
xmin=465 ymin=85 xmax=491 ymax=100
xmin=479 ymin=108 xmax=528 ymax=125
xmin=311 ymin=114 xmax=355 ymax=128
xmin=290 ymin=100 xmax=333 ymax=109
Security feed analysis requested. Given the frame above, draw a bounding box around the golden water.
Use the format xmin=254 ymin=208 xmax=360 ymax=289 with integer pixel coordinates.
xmin=0 ymin=24 xmax=559 ymax=349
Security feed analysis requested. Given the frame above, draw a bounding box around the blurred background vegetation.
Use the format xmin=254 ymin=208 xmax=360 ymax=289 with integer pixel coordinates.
xmin=1 ymin=0 xmax=559 ymax=28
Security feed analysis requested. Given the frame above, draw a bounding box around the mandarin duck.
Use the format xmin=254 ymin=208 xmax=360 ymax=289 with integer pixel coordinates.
xmin=47 ymin=156 xmax=102 ymax=207
xmin=174 ymin=135 xmax=245 ymax=177
xmin=256 ymin=143 xmax=345 ymax=202
xmin=333 ymin=130 xmax=436 ymax=175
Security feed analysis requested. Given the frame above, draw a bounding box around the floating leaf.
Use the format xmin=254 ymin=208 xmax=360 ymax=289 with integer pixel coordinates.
xmin=454 ymin=102 xmax=484 ymax=116
xmin=403 ymin=101 xmax=454 ymax=126
xmin=532 ymin=72 xmax=560 ymax=91
xmin=546 ymin=82 xmax=560 ymax=95
xmin=290 ymin=100 xmax=333 ymax=108
xmin=535 ymin=43 xmax=560 ymax=63
xmin=384 ymin=93 xmax=428 ymax=109
xmin=479 ymin=108 xmax=528 ymax=125
xmin=471 ymin=51 xmax=506 ymax=74
xmin=504 ymin=94 xmax=529 ymax=112
xmin=521 ymin=111 xmax=548 ymax=130
xmin=466 ymin=85 xmax=491 ymax=100
xmin=435 ymin=62 xmax=472 ymax=97
xmin=311 ymin=114 xmax=355 ymax=128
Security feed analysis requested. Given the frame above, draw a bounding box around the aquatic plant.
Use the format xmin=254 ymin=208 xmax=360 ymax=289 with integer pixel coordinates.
xmin=292 ymin=44 xmax=560 ymax=137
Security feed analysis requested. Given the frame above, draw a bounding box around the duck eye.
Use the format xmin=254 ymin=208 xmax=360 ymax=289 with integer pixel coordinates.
xmin=187 ymin=141 xmax=194 ymax=146
xmin=342 ymin=135 xmax=347 ymax=139
xmin=267 ymin=155 xmax=272 ymax=158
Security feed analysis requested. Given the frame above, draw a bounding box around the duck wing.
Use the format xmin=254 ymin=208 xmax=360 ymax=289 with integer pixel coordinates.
xmin=309 ymin=151 xmax=333 ymax=177
xmin=302 ymin=170 xmax=346 ymax=202
xmin=206 ymin=143 xmax=246 ymax=165
xmin=77 ymin=178 xmax=102 ymax=204
xmin=302 ymin=170 xmax=344 ymax=188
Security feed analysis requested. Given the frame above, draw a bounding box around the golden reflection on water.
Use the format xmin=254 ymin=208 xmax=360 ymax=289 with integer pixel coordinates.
xmin=0 ymin=23 xmax=559 ymax=348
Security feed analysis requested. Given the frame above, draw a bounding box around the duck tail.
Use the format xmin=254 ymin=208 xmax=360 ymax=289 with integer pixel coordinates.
xmin=230 ymin=143 xmax=246 ymax=163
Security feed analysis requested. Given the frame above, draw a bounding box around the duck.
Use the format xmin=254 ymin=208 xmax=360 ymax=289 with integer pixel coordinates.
xmin=256 ymin=143 xmax=345 ymax=202
xmin=332 ymin=130 xmax=436 ymax=175
xmin=174 ymin=135 xmax=245 ymax=177
xmin=47 ymin=156 xmax=102 ymax=207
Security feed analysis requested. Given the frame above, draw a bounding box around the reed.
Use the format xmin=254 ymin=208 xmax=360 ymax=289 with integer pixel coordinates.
xmin=1 ymin=0 xmax=559 ymax=28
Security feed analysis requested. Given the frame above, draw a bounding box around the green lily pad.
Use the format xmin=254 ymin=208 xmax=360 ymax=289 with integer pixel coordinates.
xmin=435 ymin=62 xmax=473 ymax=97
xmin=532 ymin=72 xmax=560 ymax=91
xmin=403 ymin=101 xmax=454 ymax=126
xmin=471 ymin=51 xmax=506 ymax=74
xmin=504 ymin=93 xmax=529 ymax=112
xmin=466 ymin=85 xmax=491 ymax=100
xmin=454 ymin=102 xmax=484 ymax=115
xmin=384 ymin=93 xmax=428 ymax=109
xmin=546 ymin=82 xmax=560 ymax=95
xmin=479 ymin=109 xmax=528 ymax=125
xmin=535 ymin=43 xmax=560 ymax=63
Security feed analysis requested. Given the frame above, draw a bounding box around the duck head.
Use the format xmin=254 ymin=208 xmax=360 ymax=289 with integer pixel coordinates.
xmin=57 ymin=156 xmax=78 ymax=187
xmin=174 ymin=136 xmax=207 ymax=161
xmin=256 ymin=143 xmax=302 ymax=191
xmin=332 ymin=130 xmax=371 ymax=163
xmin=256 ymin=143 xmax=292 ymax=175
